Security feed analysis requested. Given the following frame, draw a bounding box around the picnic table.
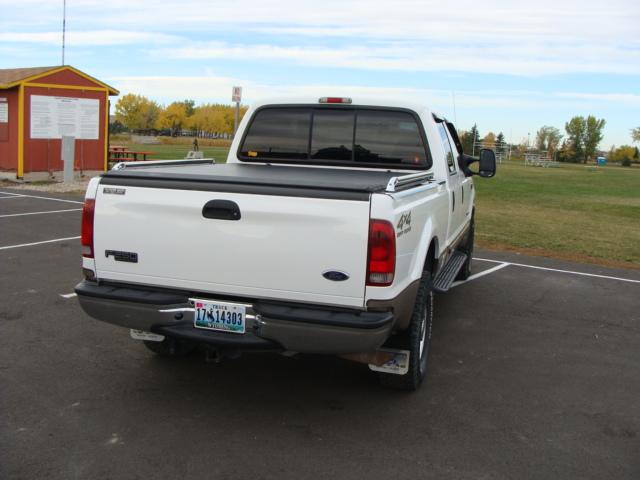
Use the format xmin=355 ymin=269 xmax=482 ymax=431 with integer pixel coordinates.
xmin=108 ymin=146 xmax=158 ymax=163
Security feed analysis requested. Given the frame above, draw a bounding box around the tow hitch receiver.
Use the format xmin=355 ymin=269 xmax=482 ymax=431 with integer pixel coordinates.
xmin=130 ymin=329 xmax=165 ymax=342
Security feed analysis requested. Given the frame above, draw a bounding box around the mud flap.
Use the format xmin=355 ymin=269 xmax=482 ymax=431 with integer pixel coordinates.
xmin=368 ymin=348 xmax=410 ymax=375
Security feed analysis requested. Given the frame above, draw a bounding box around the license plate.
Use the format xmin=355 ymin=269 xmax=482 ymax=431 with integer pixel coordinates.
xmin=191 ymin=299 xmax=246 ymax=334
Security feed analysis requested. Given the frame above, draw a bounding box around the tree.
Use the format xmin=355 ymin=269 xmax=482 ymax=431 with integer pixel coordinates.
xmin=583 ymin=116 xmax=606 ymax=162
xmin=483 ymin=132 xmax=496 ymax=148
xmin=470 ymin=124 xmax=480 ymax=154
xmin=157 ymin=102 xmax=188 ymax=136
xmin=535 ymin=126 xmax=563 ymax=157
xmin=188 ymin=104 xmax=228 ymax=135
xmin=609 ymin=145 xmax=637 ymax=165
xmin=459 ymin=124 xmax=480 ymax=154
xmin=565 ymin=117 xmax=586 ymax=162
xmin=179 ymin=99 xmax=196 ymax=117
xmin=114 ymin=93 xmax=161 ymax=131
xmin=631 ymin=127 xmax=640 ymax=144
xmin=564 ymin=116 xmax=605 ymax=163
xmin=109 ymin=119 xmax=126 ymax=135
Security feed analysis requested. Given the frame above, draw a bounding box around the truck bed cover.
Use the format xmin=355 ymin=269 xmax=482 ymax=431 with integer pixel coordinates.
xmin=101 ymin=163 xmax=427 ymax=201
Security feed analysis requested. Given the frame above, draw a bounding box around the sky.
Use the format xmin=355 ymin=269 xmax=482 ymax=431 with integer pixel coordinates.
xmin=1 ymin=0 xmax=638 ymax=149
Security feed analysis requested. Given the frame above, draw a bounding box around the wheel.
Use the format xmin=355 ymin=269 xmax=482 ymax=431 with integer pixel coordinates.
xmin=143 ymin=337 xmax=196 ymax=357
xmin=455 ymin=216 xmax=475 ymax=281
xmin=378 ymin=270 xmax=434 ymax=391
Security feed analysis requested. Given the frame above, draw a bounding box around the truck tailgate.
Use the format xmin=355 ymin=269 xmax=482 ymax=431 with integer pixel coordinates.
xmin=93 ymin=185 xmax=371 ymax=308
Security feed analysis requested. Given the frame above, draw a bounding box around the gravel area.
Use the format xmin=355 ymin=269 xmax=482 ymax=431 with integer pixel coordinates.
xmin=0 ymin=178 xmax=91 ymax=194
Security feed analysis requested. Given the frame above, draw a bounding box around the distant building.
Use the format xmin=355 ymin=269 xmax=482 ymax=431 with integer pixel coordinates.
xmin=0 ymin=65 xmax=119 ymax=179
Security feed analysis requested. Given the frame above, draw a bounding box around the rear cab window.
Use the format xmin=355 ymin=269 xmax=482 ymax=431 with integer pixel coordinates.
xmin=239 ymin=106 xmax=431 ymax=170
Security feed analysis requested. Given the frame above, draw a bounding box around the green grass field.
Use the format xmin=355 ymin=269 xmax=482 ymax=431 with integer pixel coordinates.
xmin=125 ymin=143 xmax=230 ymax=162
xmin=474 ymin=162 xmax=640 ymax=268
xmin=121 ymin=143 xmax=640 ymax=268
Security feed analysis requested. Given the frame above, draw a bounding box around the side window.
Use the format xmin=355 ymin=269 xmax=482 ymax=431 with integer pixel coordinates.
xmin=437 ymin=123 xmax=456 ymax=174
xmin=240 ymin=108 xmax=311 ymax=160
xmin=354 ymin=110 xmax=426 ymax=166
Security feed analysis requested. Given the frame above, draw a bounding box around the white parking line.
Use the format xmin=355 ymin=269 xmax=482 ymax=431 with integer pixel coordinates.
xmin=0 ymin=208 xmax=82 ymax=218
xmin=474 ymin=257 xmax=640 ymax=284
xmin=0 ymin=236 xmax=80 ymax=251
xmin=60 ymin=293 xmax=77 ymax=299
xmin=0 ymin=195 xmax=28 ymax=200
xmin=0 ymin=191 xmax=83 ymax=205
xmin=452 ymin=262 xmax=510 ymax=288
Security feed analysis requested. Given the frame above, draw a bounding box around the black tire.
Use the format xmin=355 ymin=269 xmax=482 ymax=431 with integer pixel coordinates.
xmin=378 ymin=270 xmax=434 ymax=391
xmin=455 ymin=216 xmax=475 ymax=281
xmin=143 ymin=337 xmax=196 ymax=357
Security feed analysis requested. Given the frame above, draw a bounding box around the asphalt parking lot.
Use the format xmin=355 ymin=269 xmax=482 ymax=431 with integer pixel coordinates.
xmin=1 ymin=189 xmax=638 ymax=480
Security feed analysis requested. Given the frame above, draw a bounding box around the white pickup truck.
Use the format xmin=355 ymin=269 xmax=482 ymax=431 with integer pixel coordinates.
xmin=76 ymin=96 xmax=495 ymax=390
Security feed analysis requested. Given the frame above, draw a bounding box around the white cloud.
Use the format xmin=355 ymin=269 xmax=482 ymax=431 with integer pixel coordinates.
xmin=555 ymin=92 xmax=640 ymax=105
xmin=2 ymin=0 xmax=638 ymax=75
xmin=109 ymin=74 xmax=635 ymax=110
xmin=157 ymin=40 xmax=640 ymax=76
xmin=0 ymin=30 xmax=180 ymax=46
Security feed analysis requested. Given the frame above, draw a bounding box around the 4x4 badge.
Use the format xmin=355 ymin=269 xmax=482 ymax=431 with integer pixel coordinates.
xmin=397 ymin=211 xmax=412 ymax=230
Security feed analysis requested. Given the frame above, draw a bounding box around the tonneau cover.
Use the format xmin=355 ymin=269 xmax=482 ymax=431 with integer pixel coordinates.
xmin=103 ymin=163 xmax=402 ymax=194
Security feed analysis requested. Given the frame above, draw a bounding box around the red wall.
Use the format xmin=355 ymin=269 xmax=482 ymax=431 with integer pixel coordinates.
xmin=23 ymin=85 xmax=107 ymax=173
xmin=36 ymin=70 xmax=101 ymax=89
xmin=0 ymin=88 xmax=19 ymax=171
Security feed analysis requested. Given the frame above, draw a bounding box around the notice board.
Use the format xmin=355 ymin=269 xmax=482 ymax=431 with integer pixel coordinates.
xmin=30 ymin=95 xmax=99 ymax=140
xmin=0 ymin=97 xmax=8 ymax=142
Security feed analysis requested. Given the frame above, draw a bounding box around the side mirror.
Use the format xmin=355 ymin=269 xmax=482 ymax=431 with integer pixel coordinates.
xmin=478 ymin=148 xmax=496 ymax=178
xmin=461 ymin=149 xmax=497 ymax=178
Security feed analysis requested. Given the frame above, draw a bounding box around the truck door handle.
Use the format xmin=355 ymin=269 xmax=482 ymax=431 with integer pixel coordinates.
xmin=202 ymin=200 xmax=241 ymax=220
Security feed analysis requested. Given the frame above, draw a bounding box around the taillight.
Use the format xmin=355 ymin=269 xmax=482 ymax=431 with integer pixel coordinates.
xmin=366 ymin=220 xmax=395 ymax=286
xmin=81 ymin=198 xmax=95 ymax=258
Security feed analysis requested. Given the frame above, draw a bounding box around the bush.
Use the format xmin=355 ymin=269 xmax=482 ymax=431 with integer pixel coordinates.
xmin=621 ymin=157 xmax=632 ymax=167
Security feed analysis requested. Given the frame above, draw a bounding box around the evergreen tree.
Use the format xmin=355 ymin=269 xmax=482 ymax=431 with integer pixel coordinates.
xmin=469 ymin=124 xmax=481 ymax=154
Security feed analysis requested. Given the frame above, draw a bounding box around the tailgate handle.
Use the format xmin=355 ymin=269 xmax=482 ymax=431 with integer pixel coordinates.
xmin=202 ymin=200 xmax=241 ymax=220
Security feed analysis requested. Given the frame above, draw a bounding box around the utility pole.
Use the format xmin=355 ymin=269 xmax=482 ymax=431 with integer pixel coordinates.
xmin=61 ymin=0 xmax=66 ymax=65
xmin=234 ymin=102 xmax=239 ymax=136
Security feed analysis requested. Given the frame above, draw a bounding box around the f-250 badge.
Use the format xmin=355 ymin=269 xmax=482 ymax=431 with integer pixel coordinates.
xmin=397 ymin=211 xmax=412 ymax=238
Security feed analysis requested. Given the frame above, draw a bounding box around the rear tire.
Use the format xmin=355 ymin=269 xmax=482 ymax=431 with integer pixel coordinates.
xmin=378 ymin=270 xmax=434 ymax=391
xmin=456 ymin=216 xmax=475 ymax=281
xmin=143 ymin=337 xmax=196 ymax=357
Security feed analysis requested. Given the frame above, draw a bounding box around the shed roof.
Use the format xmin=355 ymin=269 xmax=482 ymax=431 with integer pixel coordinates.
xmin=0 ymin=65 xmax=119 ymax=95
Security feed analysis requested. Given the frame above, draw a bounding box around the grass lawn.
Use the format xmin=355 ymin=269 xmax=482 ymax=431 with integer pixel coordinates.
xmin=125 ymin=143 xmax=230 ymax=162
xmin=474 ymin=161 xmax=640 ymax=269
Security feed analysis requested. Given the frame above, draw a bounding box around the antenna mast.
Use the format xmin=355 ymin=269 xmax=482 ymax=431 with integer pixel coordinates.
xmin=61 ymin=0 xmax=66 ymax=65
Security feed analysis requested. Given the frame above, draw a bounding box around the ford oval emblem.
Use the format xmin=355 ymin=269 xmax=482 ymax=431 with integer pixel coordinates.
xmin=322 ymin=270 xmax=350 ymax=282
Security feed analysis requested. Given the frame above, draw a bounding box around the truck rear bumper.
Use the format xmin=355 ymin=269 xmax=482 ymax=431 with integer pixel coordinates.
xmin=75 ymin=281 xmax=394 ymax=354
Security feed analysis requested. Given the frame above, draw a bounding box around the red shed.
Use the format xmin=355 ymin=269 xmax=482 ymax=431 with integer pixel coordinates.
xmin=0 ymin=66 xmax=119 ymax=179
